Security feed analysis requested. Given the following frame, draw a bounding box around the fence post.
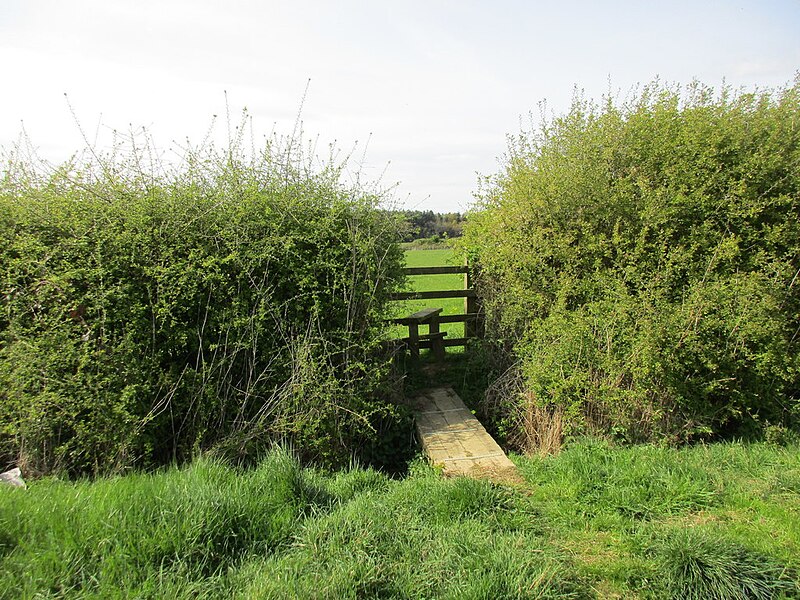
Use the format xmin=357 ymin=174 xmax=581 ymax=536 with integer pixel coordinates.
xmin=464 ymin=257 xmax=485 ymax=340
xmin=464 ymin=257 xmax=477 ymax=339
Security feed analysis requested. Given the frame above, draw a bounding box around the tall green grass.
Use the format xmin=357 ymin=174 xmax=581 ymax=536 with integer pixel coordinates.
xmin=2 ymin=441 xmax=798 ymax=598
xmin=649 ymin=528 xmax=798 ymax=600
xmin=236 ymin=470 xmax=586 ymax=599
xmin=0 ymin=450 xmax=585 ymax=599
xmin=514 ymin=440 xmax=800 ymax=598
xmin=0 ymin=450 xmax=322 ymax=597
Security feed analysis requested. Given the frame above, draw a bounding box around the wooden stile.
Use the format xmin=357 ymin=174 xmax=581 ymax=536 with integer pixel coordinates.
xmin=388 ymin=260 xmax=484 ymax=359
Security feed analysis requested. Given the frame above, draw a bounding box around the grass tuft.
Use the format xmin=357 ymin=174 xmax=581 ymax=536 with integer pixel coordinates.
xmin=650 ymin=528 xmax=799 ymax=600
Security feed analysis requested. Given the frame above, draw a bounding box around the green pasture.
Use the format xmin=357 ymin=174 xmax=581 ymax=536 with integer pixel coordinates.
xmin=388 ymin=248 xmax=468 ymax=344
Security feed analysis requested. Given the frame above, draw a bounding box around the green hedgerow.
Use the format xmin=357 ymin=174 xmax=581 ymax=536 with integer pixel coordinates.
xmin=462 ymin=78 xmax=800 ymax=448
xmin=0 ymin=119 xmax=406 ymax=476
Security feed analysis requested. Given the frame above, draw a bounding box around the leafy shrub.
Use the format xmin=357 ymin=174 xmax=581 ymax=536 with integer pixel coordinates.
xmin=462 ymin=78 xmax=800 ymax=447
xmin=0 ymin=124 xmax=405 ymax=475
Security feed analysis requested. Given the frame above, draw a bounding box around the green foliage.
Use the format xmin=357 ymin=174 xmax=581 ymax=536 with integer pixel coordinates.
xmin=0 ymin=125 xmax=405 ymax=475
xmin=462 ymin=78 xmax=800 ymax=445
xmin=395 ymin=209 xmax=464 ymax=242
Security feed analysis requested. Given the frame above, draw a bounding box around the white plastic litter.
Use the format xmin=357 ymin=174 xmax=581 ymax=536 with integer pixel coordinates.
xmin=0 ymin=467 xmax=26 ymax=489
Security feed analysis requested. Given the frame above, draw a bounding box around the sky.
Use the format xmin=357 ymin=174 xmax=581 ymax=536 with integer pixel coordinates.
xmin=1 ymin=1 xmax=799 ymax=213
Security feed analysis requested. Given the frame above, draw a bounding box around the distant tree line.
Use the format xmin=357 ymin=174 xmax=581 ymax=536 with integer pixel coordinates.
xmin=393 ymin=210 xmax=465 ymax=242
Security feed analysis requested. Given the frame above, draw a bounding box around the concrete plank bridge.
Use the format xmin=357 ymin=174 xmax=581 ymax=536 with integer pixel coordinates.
xmin=390 ymin=260 xmax=520 ymax=484
xmin=408 ymin=386 xmax=522 ymax=485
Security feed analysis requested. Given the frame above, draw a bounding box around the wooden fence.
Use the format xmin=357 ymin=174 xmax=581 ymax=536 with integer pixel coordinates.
xmin=389 ymin=262 xmax=484 ymax=356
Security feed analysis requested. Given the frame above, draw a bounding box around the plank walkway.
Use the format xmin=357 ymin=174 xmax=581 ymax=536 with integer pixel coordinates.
xmin=409 ymin=387 xmax=522 ymax=485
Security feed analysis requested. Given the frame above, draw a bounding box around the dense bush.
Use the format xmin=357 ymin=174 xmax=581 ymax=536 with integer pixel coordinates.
xmin=463 ymin=78 xmax=800 ymax=447
xmin=0 ymin=127 xmax=405 ymax=475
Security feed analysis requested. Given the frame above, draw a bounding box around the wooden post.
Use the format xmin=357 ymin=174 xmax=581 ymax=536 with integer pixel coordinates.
xmin=464 ymin=257 xmax=478 ymax=339
xmin=428 ymin=314 xmax=446 ymax=361
xmin=408 ymin=321 xmax=420 ymax=360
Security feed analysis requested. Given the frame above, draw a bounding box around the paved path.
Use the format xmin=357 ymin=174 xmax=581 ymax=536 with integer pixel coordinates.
xmin=409 ymin=387 xmax=522 ymax=485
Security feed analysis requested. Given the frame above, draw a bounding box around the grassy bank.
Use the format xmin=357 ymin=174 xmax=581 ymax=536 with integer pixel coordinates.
xmin=2 ymin=441 xmax=798 ymax=598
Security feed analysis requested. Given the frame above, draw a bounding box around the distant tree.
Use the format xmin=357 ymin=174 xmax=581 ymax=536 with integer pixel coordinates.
xmin=394 ymin=210 xmax=465 ymax=242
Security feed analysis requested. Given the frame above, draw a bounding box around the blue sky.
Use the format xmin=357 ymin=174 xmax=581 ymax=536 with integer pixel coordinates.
xmin=1 ymin=0 xmax=798 ymax=212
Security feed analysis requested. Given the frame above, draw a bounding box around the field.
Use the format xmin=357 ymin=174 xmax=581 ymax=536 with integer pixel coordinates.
xmin=389 ymin=247 xmax=468 ymax=343
xmin=2 ymin=441 xmax=799 ymax=598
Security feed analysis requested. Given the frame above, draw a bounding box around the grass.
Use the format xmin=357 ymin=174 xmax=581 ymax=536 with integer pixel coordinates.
xmin=3 ymin=442 xmax=799 ymax=599
xmin=0 ymin=450 xmax=586 ymax=599
xmin=388 ymin=247 xmax=468 ymax=344
xmin=513 ymin=439 xmax=800 ymax=598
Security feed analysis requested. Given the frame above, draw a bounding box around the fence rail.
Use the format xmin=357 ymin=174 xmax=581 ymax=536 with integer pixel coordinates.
xmin=437 ymin=313 xmax=480 ymax=324
xmin=389 ymin=262 xmax=483 ymax=357
xmin=390 ymin=289 xmax=476 ymax=301
xmin=401 ymin=266 xmax=468 ymax=276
